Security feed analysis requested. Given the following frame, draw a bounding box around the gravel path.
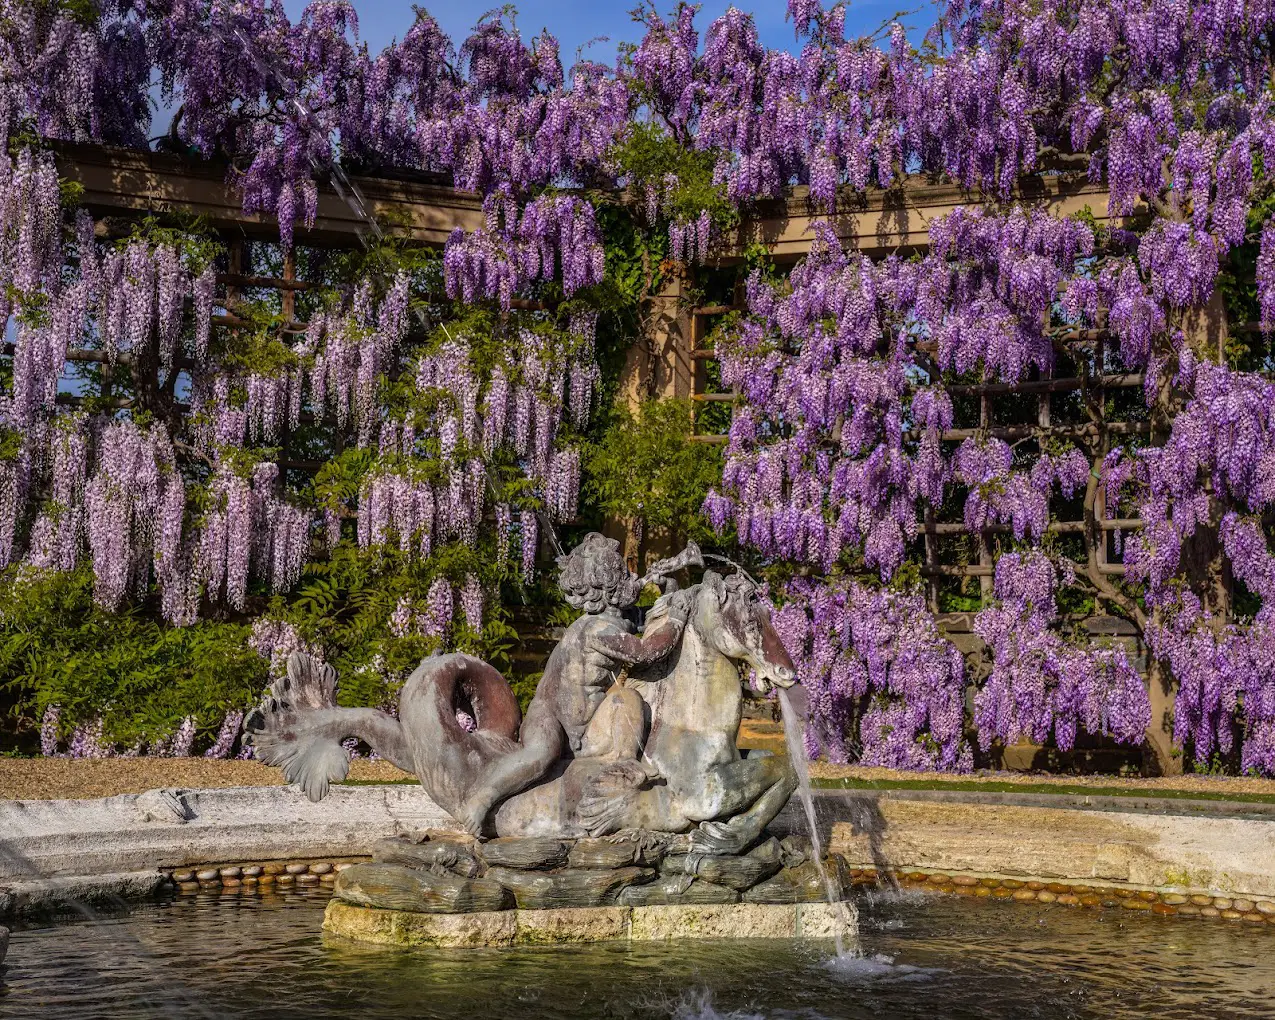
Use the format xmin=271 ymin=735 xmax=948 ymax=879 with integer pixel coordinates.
xmin=0 ymin=758 xmax=412 ymax=800
xmin=5 ymin=727 xmax=1275 ymax=801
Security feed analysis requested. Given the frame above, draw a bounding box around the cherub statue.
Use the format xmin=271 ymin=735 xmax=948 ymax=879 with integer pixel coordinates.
xmin=452 ymin=532 xmax=701 ymax=834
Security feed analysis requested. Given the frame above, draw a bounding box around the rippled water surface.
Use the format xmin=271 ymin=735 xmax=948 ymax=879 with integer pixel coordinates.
xmin=3 ymin=889 xmax=1273 ymax=1019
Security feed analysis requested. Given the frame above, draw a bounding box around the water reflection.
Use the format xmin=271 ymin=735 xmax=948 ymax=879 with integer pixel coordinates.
xmin=2 ymin=892 xmax=1273 ymax=1019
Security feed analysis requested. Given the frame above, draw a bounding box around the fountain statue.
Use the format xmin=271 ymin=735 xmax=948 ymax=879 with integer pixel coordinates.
xmin=246 ymin=533 xmax=854 ymax=938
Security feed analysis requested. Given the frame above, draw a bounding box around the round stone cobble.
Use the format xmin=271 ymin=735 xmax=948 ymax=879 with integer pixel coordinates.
xmin=973 ymin=886 xmax=992 ymax=898
xmin=1257 ymin=901 xmax=1275 ymax=915
xmin=1200 ymin=907 xmax=1220 ymax=918
xmin=1047 ymin=883 xmax=1071 ymax=895
xmin=979 ymin=878 xmax=1000 ymax=888
xmin=1162 ymin=894 xmax=1188 ymax=905
xmin=1012 ymin=889 xmax=1036 ymax=902
xmin=334 ymin=862 xmax=355 ymax=873
xmin=309 ymin=862 xmax=333 ymax=875
xmin=992 ymin=888 xmax=1014 ymax=900
xmin=1213 ymin=898 xmax=1234 ymax=910
xmin=951 ymin=875 xmax=978 ymax=887
xmin=1056 ymin=894 xmax=1080 ymax=907
xmin=242 ymin=866 xmax=263 ymax=878
xmin=1120 ymin=898 xmax=1152 ymax=911
xmin=285 ymin=863 xmax=310 ymax=876
xmin=172 ymin=870 xmax=194 ymax=883
xmin=1002 ymin=879 xmax=1024 ymax=890
xmin=1026 ymin=881 xmax=1045 ymax=891
xmin=263 ymin=863 xmax=286 ymax=876
xmin=1244 ymin=913 xmax=1267 ymax=923
xmin=297 ymin=873 xmax=319 ymax=885
xmin=1136 ymin=890 xmax=1158 ymax=902
xmin=219 ymin=867 xmax=241 ymax=879
xmin=1079 ymin=895 xmax=1101 ymax=908
xmin=1151 ymin=902 xmax=1177 ymax=916
xmin=277 ymin=874 xmax=295 ymax=885
xmin=1177 ymin=904 xmax=1201 ymax=916
xmin=196 ymin=869 xmax=219 ymax=882
xmin=221 ymin=877 xmax=241 ymax=888
xmin=1190 ymin=894 xmax=1213 ymax=906
xmin=1221 ymin=909 xmax=1244 ymax=920
xmin=1232 ymin=899 xmax=1255 ymax=913
xmin=178 ymin=881 xmax=199 ymax=894
xmin=1036 ymin=891 xmax=1057 ymax=904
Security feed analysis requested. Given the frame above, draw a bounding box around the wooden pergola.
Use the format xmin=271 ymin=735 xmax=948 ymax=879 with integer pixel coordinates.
xmin=52 ymin=143 xmax=1151 ymax=727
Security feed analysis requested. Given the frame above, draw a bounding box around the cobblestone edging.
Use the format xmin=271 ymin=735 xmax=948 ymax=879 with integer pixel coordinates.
xmin=854 ymin=867 xmax=1275 ymax=924
xmin=165 ymin=859 xmax=359 ymax=894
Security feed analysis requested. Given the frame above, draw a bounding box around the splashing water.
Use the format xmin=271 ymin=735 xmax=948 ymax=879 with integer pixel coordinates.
xmin=778 ymin=686 xmax=859 ymax=958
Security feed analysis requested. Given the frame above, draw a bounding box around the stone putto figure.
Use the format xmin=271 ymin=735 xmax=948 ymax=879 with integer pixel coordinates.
xmin=247 ymin=532 xmax=799 ymax=851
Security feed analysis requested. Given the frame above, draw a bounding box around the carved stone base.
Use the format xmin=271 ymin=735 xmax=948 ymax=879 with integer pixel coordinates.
xmin=341 ymin=831 xmax=849 ymax=917
xmin=322 ymin=899 xmax=853 ymax=948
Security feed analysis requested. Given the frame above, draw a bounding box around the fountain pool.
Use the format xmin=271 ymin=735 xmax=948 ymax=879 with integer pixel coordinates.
xmin=2 ymin=887 xmax=1271 ymax=1019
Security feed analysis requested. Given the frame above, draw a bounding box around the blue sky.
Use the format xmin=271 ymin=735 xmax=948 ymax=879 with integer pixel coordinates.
xmin=280 ymin=1 xmax=918 ymax=68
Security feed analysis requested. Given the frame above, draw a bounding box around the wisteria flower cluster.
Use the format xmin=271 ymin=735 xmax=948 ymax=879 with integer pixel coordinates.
xmin=772 ymin=577 xmax=971 ymax=771
xmin=973 ymin=553 xmax=1150 ymax=752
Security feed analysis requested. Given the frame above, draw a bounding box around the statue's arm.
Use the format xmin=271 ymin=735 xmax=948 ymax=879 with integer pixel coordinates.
xmin=587 ymin=616 xmax=683 ymax=668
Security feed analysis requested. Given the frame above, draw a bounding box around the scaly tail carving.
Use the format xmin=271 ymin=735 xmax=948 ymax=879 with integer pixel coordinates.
xmin=245 ymin=652 xmax=410 ymax=802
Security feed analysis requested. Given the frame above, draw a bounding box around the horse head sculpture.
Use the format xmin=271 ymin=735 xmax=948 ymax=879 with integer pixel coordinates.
xmin=689 ymin=571 xmax=797 ymax=692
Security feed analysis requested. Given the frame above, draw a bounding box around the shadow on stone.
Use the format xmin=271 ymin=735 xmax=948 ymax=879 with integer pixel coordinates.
xmin=333 ymin=862 xmax=511 ymax=913
xmin=742 ymin=855 xmax=852 ymax=904
xmin=372 ymin=837 xmax=483 ymax=878
xmin=485 ymin=865 xmax=655 ymax=908
xmin=619 ymin=876 xmax=739 ymax=906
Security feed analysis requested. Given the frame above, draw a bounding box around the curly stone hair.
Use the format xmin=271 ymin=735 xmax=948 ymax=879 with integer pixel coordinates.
xmin=557 ymin=533 xmax=641 ymax=613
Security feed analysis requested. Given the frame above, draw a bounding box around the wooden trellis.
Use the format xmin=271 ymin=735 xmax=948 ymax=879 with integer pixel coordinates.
xmin=51 ymin=142 xmax=1166 ymax=622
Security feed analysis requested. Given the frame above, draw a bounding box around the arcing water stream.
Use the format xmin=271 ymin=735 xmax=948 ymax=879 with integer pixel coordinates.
xmin=778 ymin=686 xmax=860 ymax=958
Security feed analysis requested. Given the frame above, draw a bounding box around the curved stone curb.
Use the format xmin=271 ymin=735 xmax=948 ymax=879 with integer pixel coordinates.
xmin=0 ymin=784 xmax=453 ymax=882
xmin=321 ymin=899 xmax=853 ymax=947
xmin=0 ymin=870 xmax=169 ymax=919
xmin=855 ymin=867 xmax=1275 ymax=925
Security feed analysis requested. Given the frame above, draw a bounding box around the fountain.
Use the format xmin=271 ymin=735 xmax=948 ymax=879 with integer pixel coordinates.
xmin=245 ymin=533 xmax=858 ymax=947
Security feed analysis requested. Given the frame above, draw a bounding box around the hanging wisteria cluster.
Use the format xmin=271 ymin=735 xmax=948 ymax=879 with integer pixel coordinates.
xmin=773 ymin=578 xmax=971 ymax=771
xmin=9 ymin=0 xmax=1275 ymax=774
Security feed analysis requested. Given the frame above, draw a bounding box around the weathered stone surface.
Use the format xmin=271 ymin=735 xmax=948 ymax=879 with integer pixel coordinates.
xmin=479 ymin=837 xmax=570 ymax=871
xmin=485 ymin=865 xmax=654 ymax=908
xmin=333 ymin=862 xmax=511 ymax=914
xmin=779 ymin=834 xmax=812 ymax=868
xmin=663 ymin=837 xmax=784 ymax=892
xmin=325 ymin=901 xmax=845 ymax=947
xmin=515 ymin=907 xmax=630 ymax=944
xmin=630 ymin=903 xmax=799 ymax=940
xmin=372 ymin=837 xmax=484 ymax=878
xmin=0 ymin=925 xmax=9 ymax=965
xmin=324 ymin=900 xmax=516 ymax=948
xmin=795 ymin=902 xmax=857 ymax=940
xmin=566 ymin=838 xmax=641 ymax=870
xmin=820 ymin=794 xmax=1275 ymax=900
xmin=619 ymin=876 xmax=739 ymax=906
xmin=743 ymin=856 xmax=851 ymax=904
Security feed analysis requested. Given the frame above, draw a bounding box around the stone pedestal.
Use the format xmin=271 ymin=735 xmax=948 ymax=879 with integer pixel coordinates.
xmin=322 ymin=899 xmax=854 ymax=948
